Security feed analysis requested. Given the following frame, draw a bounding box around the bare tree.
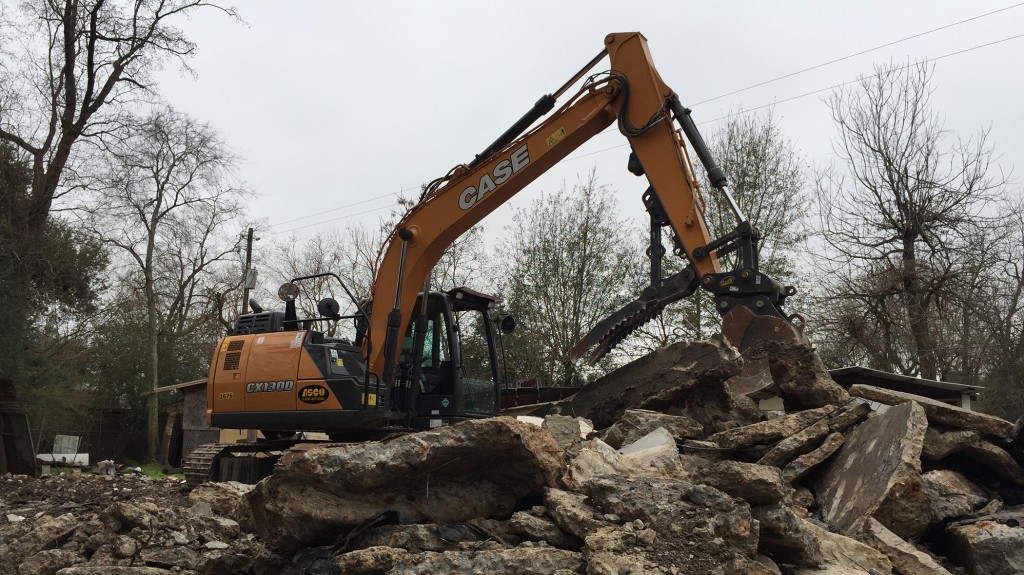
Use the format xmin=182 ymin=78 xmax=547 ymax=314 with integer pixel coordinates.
xmin=84 ymin=107 xmax=245 ymax=462
xmin=812 ymin=61 xmax=1006 ymax=380
xmin=0 ymin=0 xmax=236 ymax=388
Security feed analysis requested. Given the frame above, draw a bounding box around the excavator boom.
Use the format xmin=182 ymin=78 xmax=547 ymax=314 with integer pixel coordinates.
xmin=367 ymin=31 xmax=802 ymax=386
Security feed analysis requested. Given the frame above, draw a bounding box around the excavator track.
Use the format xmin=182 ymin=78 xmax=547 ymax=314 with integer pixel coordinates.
xmin=183 ymin=429 xmax=418 ymax=488
xmin=183 ymin=440 xmax=300 ymax=487
xmin=183 ymin=443 xmax=231 ymax=487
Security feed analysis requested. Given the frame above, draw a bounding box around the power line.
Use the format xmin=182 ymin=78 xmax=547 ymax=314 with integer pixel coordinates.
xmin=270 ymin=189 xmax=413 ymax=228
xmin=691 ymin=2 xmax=1024 ymax=106
xmin=267 ymin=203 xmax=397 ymax=236
xmin=701 ymin=32 xmax=1024 ymax=125
xmin=267 ymin=30 xmax=1024 ymax=236
xmin=562 ymin=31 xmax=1024 ymax=162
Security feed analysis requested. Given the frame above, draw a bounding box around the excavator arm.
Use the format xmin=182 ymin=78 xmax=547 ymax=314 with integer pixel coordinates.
xmin=366 ymin=32 xmax=802 ymax=386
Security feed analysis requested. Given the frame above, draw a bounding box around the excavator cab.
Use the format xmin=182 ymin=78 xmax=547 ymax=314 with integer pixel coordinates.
xmin=395 ymin=287 xmax=508 ymax=429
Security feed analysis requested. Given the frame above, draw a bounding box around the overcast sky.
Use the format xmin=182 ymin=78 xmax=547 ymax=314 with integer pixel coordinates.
xmin=155 ymin=0 xmax=1024 ymax=251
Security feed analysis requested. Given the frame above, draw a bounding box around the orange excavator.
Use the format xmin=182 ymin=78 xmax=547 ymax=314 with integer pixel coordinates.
xmin=187 ymin=32 xmax=805 ymax=484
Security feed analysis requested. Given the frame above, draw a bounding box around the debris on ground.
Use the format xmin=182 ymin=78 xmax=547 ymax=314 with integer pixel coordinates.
xmin=3 ymin=336 xmax=1024 ymax=574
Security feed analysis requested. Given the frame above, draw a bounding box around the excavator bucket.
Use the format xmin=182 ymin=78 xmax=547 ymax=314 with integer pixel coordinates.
xmin=720 ymin=305 xmax=808 ymax=352
xmin=718 ymin=305 xmax=810 ymax=396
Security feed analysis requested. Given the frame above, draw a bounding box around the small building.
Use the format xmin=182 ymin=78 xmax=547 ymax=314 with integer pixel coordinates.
xmin=148 ymin=379 xmax=252 ymax=464
xmin=0 ymin=379 xmax=36 ymax=476
xmin=828 ymin=366 xmax=981 ymax=410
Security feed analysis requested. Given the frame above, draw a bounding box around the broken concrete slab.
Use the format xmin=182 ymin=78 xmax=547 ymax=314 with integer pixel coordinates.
xmin=946 ymin=506 xmax=1024 ymax=575
xmin=853 ymin=517 xmax=953 ymax=575
xmin=866 ymin=467 xmax=990 ymax=542
xmin=758 ymin=419 xmax=830 ymax=468
xmin=539 ymin=335 xmax=749 ymax=429
xmin=708 ymin=407 xmax=832 ymax=450
xmin=541 ymin=415 xmax=593 ymax=450
xmin=508 ymin=511 xmax=582 ymax=550
xmin=2 ymin=512 xmax=79 ymax=563
xmin=583 ymin=525 xmax=663 ymax=575
xmin=343 ymin=523 xmax=489 ymax=554
xmin=923 ymin=427 xmax=1024 ymax=485
xmin=700 ymin=461 xmax=789 ymax=505
xmin=543 ymin=487 xmax=610 ymax=540
xmin=923 ymin=470 xmax=990 ymax=526
xmin=139 ymin=546 xmax=202 ymax=570
xmin=333 ymin=545 xmax=410 ymax=575
xmin=679 ymin=439 xmax=731 ymax=461
xmin=600 ymin=409 xmax=702 ymax=449
xmin=850 ymin=384 xmax=1014 ymax=439
xmin=17 ymin=549 xmax=84 ymax=575
xmin=826 ymin=399 xmax=872 ymax=433
xmin=562 ymin=431 xmax=683 ymax=491
xmin=247 ymin=417 xmax=565 ymax=552
xmin=752 ymin=503 xmax=892 ymax=573
xmin=815 ymin=401 xmax=928 ymax=535
xmin=187 ymin=481 xmax=254 ymax=528
xmin=746 ymin=340 xmax=851 ymax=409
xmin=581 ymin=475 xmax=759 ymax=572
xmin=751 ymin=504 xmax=822 ymax=567
xmin=782 ymin=432 xmax=845 ymax=484
xmin=368 ymin=547 xmax=584 ymax=575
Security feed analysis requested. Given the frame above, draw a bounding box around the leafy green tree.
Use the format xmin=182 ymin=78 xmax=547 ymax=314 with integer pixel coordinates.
xmin=626 ymin=108 xmax=807 ymax=353
xmin=0 ymin=144 xmax=107 ymax=423
xmin=0 ymin=0 xmax=236 ymax=395
xmin=497 ymin=172 xmax=639 ymax=387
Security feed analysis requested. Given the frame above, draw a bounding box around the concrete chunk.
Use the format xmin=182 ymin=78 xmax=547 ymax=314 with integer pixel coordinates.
xmin=753 ymin=504 xmax=891 ymax=572
xmin=701 ymin=461 xmax=789 ymax=505
xmin=946 ymin=506 xmax=1024 ymax=575
xmin=923 ymin=427 xmax=1024 ymax=485
xmin=540 ymin=335 xmax=746 ymax=429
xmin=854 ymin=517 xmax=953 ymax=575
xmin=851 ymin=384 xmax=1014 ymax=439
xmin=708 ymin=407 xmax=831 ymax=450
xmin=814 ymin=401 xmax=928 ymax=534
xmin=600 ymin=409 xmax=702 ymax=449
xmin=543 ymin=488 xmax=609 ymax=540
xmin=758 ymin=419 xmax=830 ymax=468
xmin=247 ymin=417 xmax=565 ymax=552
xmin=782 ymin=432 xmax=845 ymax=484
xmin=745 ymin=340 xmax=851 ymax=409
xmin=826 ymin=400 xmax=871 ymax=433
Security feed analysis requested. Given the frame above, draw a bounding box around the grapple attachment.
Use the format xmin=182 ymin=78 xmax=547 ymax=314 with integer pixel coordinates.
xmin=570 ymin=268 xmax=698 ymax=365
xmin=571 ymin=268 xmax=806 ymax=365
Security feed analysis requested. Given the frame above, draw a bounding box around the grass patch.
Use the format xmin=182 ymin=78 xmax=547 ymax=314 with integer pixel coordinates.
xmin=137 ymin=463 xmax=185 ymax=480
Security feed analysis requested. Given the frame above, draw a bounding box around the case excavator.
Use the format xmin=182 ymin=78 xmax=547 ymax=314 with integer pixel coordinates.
xmin=185 ymin=32 xmax=806 ymax=485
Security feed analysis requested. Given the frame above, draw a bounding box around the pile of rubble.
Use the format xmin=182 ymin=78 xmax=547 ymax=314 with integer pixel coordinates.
xmin=3 ymin=335 xmax=1024 ymax=574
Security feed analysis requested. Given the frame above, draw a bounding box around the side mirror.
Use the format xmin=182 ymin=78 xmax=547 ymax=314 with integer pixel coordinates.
xmin=317 ymin=297 xmax=342 ymax=319
xmin=278 ymin=282 xmax=300 ymax=301
xmin=498 ymin=314 xmax=516 ymax=334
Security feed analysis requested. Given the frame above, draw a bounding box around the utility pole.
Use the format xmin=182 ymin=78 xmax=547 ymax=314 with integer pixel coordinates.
xmin=241 ymin=228 xmax=258 ymax=314
xmin=241 ymin=227 xmax=258 ymax=443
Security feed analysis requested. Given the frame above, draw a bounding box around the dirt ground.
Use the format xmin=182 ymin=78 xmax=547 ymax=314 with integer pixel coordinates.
xmin=1 ymin=472 xmax=191 ymax=538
